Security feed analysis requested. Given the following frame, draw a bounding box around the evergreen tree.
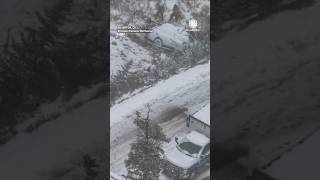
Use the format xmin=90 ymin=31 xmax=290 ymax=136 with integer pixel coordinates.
xmin=169 ymin=4 xmax=184 ymax=22
xmin=125 ymin=106 xmax=169 ymax=180
xmin=154 ymin=2 xmax=165 ymax=23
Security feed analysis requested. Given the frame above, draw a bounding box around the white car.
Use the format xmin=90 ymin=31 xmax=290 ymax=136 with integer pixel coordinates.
xmin=162 ymin=104 xmax=210 ymax=179
xmin=162 ymin=131 xmax=210 ymax=179
xmin=147 ymin=23 xmax=191 ymax=52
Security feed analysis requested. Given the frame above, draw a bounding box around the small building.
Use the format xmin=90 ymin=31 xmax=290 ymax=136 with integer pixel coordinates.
xmin=186 ymin=103 xmax=210 ymax=137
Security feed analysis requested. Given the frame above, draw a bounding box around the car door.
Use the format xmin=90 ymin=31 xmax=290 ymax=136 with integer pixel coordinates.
xmin=199 ymin=143 xmax=210 ymax=168
xmin=161 ymin=27 xmax=177 ymax=48
xmin=170 ymin=29 xmax=183 ymax=47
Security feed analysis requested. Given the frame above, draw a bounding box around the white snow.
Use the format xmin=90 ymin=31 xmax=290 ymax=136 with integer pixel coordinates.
xmin=110 ymin=61 xmax=209 ymax=135
xmin=149 ymin=23 xmax=190 ymax=48
xmin=110 ymin=61 xmax=209 ymax=126
xmin=187 ymin=130 xmax=210 ymax=147
xmin=193 ymin=103 xmax=210 ymax=126
xmin=110 ymin=30 xmax=152 ymax=77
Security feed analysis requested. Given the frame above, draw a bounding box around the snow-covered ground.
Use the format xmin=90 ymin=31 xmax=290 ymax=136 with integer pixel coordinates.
xmin=110 ymin=25 xmax=153 ymax=77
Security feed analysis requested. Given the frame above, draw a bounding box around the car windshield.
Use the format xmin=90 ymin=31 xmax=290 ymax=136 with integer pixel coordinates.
xmin=177 ymin=141 xmax=201 ymax=156
xmin=177 ymin=27 xmax=184 ymax=33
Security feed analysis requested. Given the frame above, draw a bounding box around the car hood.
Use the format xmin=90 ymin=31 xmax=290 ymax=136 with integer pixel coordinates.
xmin=174 ymin=34 xmax=190 ymax=44
xmin=156 ymin=30 xmax=189 ymax=44
xmin=165 ymin=146 xmax=198 ymax=169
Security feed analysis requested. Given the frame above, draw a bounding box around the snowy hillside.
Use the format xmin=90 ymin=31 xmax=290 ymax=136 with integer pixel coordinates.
xmin=110 ymin=30 xmax=153 ymax=77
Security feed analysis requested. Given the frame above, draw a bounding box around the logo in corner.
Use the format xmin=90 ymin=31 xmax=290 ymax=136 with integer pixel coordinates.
xmin=188 ymin=19 xmax=198 ymax=29
xmin=186 ymin=19 xmax=200 ymax=32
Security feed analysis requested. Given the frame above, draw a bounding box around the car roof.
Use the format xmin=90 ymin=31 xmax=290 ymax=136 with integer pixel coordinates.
xmin=186 ymin=131 xmax=210 ymax=147
xmin=156 ymin=23 xmax=184 ymax=31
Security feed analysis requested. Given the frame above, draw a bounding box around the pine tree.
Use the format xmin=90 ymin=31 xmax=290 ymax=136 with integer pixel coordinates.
xmin=154 ymin=2 xmax=165 ymax=23
xmin=125 ymin=106 xmax=169 ymax=180
xmin=169 ymin=4 xmax=184 ymax=22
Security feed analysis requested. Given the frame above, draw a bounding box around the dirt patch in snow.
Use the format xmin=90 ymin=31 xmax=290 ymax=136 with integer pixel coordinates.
xmin=155 ymin=106 xmax=188 ymax=123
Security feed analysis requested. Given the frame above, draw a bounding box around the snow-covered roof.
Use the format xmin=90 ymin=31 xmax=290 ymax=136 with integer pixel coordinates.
xmin=186 ymin=131 xmax=210 ymax=147
xmin=192 ymin=103 xmax=210 ymax=125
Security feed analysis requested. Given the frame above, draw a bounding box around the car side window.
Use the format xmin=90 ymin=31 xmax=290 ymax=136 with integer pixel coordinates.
xmin=202 ymin=144 xmax=210 ymax=155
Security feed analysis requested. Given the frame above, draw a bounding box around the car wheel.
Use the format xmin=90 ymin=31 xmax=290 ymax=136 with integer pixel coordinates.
xmin=154 ymin=38 xmax=163 ymax=48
